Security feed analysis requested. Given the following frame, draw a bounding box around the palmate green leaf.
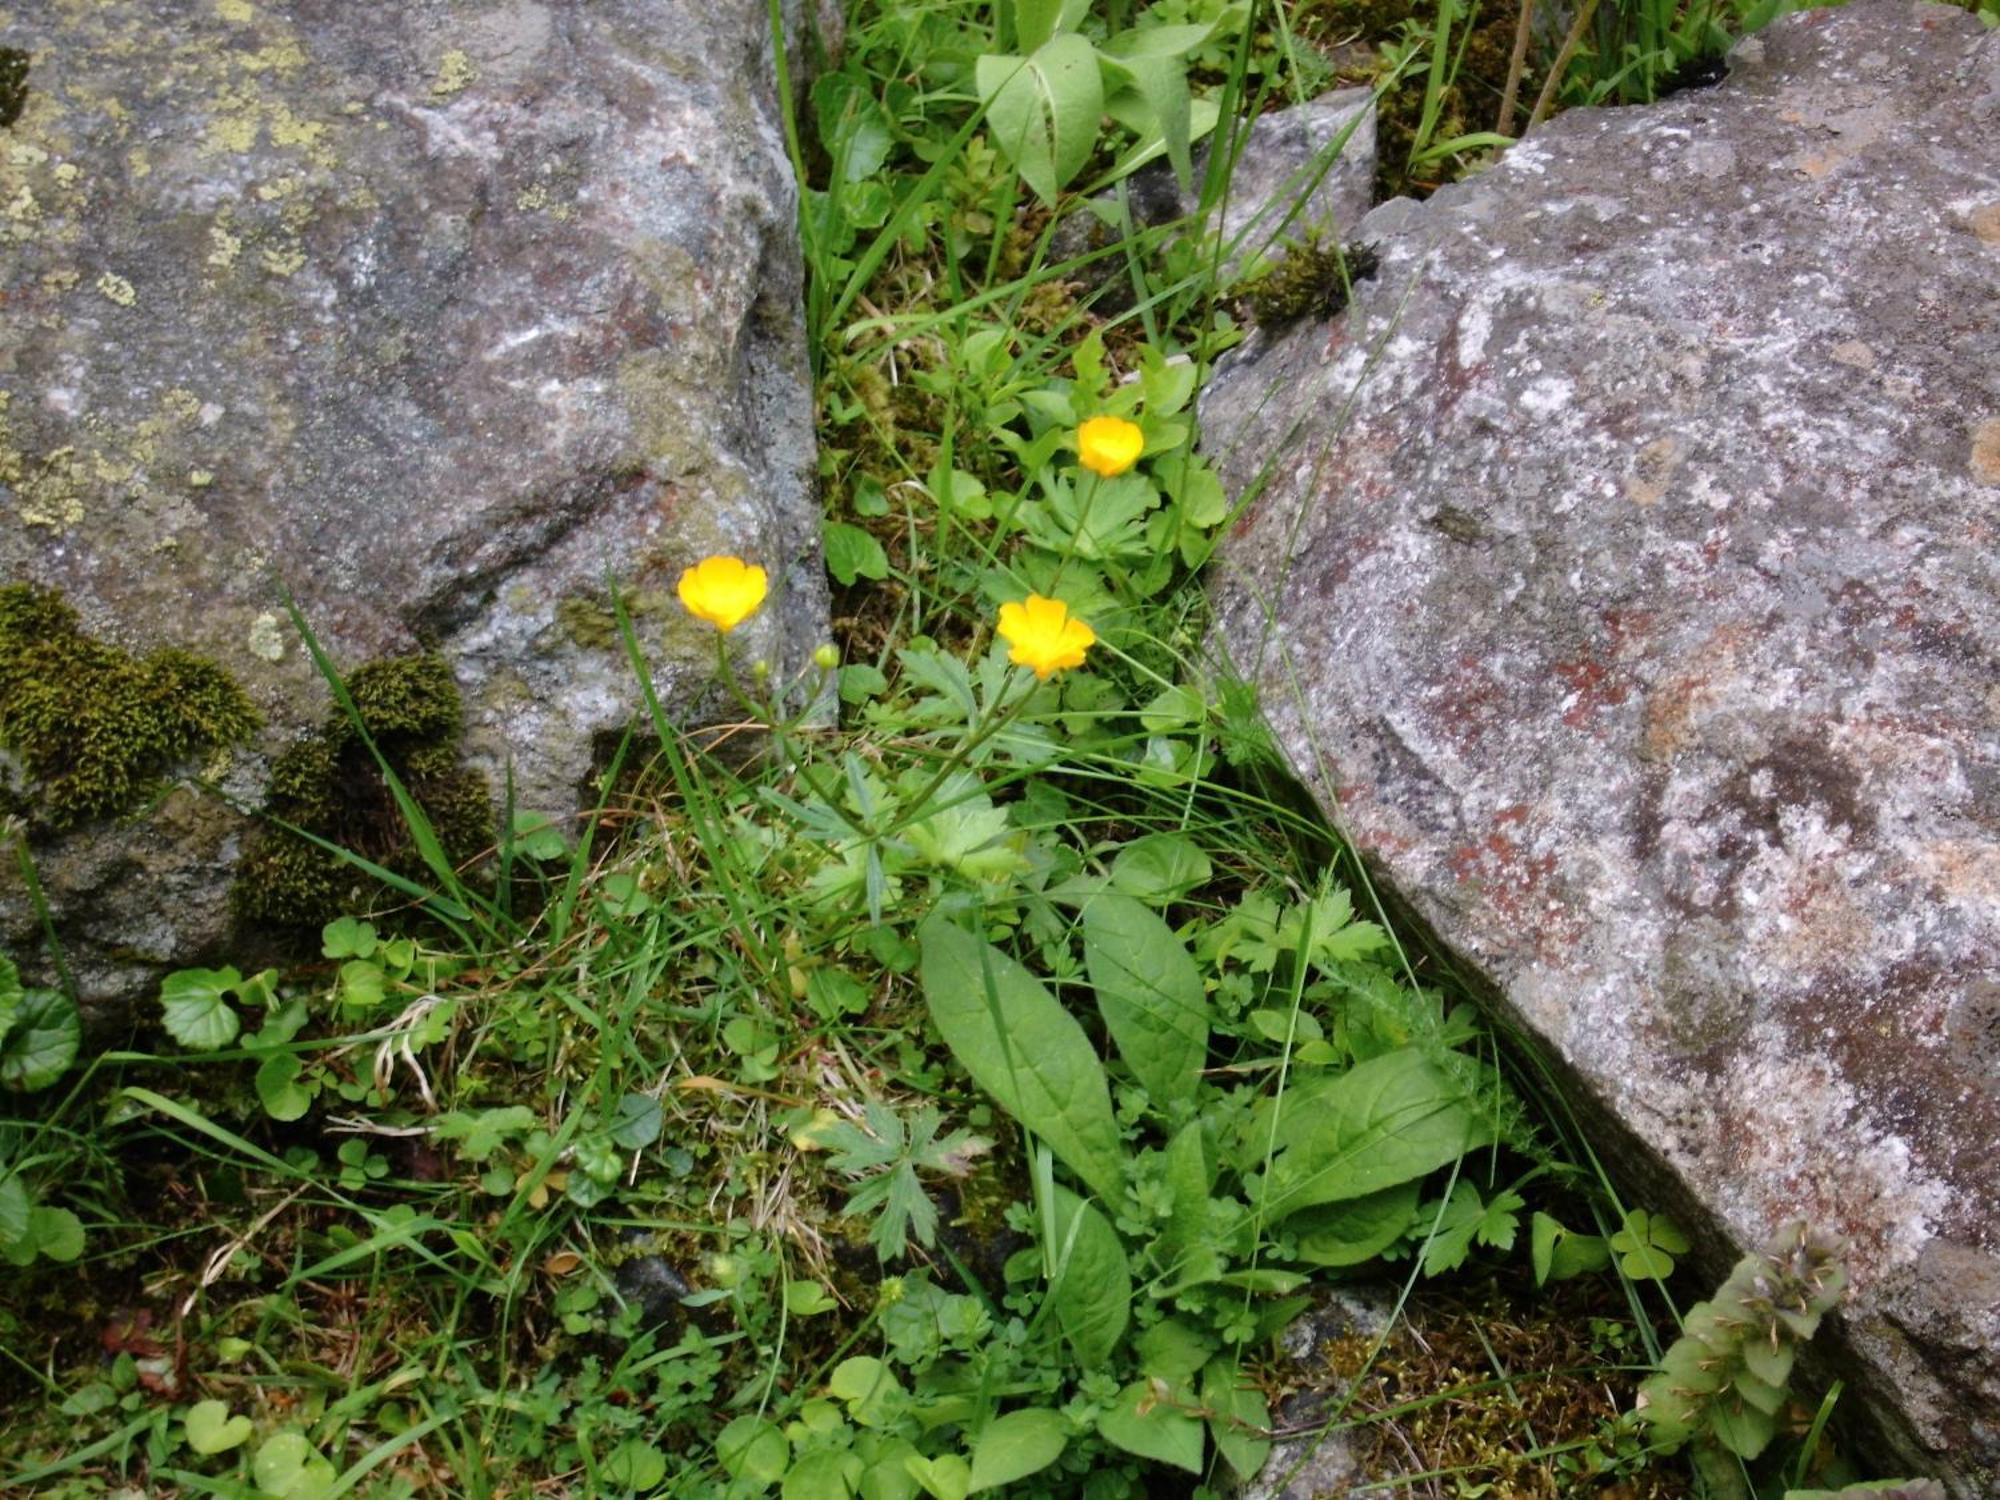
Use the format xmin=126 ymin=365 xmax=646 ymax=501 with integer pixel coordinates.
xmin=976 ymin=34 xmax=1103 ymax=206
xmin=0 ymin=988 xmax=79 ymax=1091
xmin=1260 ymin=1049 xmax=1490 ymax=1220
xmin=919 ymin=915 xmax=1124 ymax=1204
xmin=1046 ymin=1185 xmax=1130 ymax=1366
xmin=968 ymin=1407 xmax=1068 ymax=1492
xmin=1083 ymin=894 xmax=1208 ymax=1106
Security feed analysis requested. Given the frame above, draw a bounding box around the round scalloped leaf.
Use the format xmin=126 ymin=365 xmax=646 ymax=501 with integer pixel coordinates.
xmin=160 ymin=967 xmax=244 ymax=1052
xmin=0 ymin=988 xmax=79 ymax=1091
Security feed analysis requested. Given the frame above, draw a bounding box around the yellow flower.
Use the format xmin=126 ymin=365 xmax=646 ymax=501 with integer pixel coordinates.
xmin=677 ymin=555 xmax=768 ymax=633
xmin=997 ymin=594 xmax=1096 ymax=680
xmin=1075 ymin=415 xmax=1145 ymax=478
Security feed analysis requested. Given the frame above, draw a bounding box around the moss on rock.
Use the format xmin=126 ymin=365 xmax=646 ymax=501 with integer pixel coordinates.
xmin=0 ymin=583 xmax=259 ymax=826
xmin=235 ymin=651 xmax=492 ymax=930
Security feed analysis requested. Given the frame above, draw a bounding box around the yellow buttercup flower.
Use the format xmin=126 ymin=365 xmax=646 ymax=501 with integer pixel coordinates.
xmin=997 ymin=594 xmax=1095 ymax=680
xmin=677 ymin=555 xmax=768 ymax=633
xmin=1075 ymin=415 xmax=1145 ymax=478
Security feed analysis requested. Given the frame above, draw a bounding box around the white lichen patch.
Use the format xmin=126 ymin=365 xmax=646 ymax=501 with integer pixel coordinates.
xmin=246 ymin=612 xmax=287 ymax=662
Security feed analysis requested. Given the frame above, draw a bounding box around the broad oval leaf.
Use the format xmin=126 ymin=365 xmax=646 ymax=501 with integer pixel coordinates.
xmin=1289 ymin=1181 xmax=1419 ymax=1268
xmin=968 ymin=1407 xmax=1068 ymax=1492
xmin=1083 ymin=894 xmax=1207 ymax=1106
xmin=919 ymin=916 xmax=1124 ymax=1203
xmin=1260 ymin=1049 xmax=1490 ymax=1220
xmin=1046 ymin=1185 xmax=1130 ymax=1367
xmin=1201 ymin=1356 xmax=1272 ymax=1479
xmin=975 ymin=34 xmax=1104 ymax=206
xmin=0 ymin=988 xmax=79 ymax=1091
xmin=1097 ymin=1379 xmax=1204 ymax=1473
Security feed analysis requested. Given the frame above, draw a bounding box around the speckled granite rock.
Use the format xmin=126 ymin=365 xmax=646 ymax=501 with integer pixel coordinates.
xmin=1203 ymin=4 xmax=1999 ymax=1492
xmin=0 ymin=0 xmax=828 ymax=1012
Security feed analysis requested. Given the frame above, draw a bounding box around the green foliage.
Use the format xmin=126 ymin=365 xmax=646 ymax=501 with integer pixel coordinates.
xmin=1638 ymin=1221 xmax=1848 ymax=1462
xmin=0 ymin=584 xmax=258 ymax=826
xmin=0 ymin=959 xmax=78 ymax=1094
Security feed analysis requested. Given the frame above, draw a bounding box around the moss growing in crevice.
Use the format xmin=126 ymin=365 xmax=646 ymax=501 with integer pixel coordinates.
xmin=1238 ymin=232 xmax=1381 ymax=327
xmin=0 ymin=584 xmax=260 ymax=827
xmin=234 ymin=653 xmax=492 ymax=930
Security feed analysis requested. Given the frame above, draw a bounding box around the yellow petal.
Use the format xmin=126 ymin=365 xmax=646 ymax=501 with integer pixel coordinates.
xmin=1075 ymin=415 xmax=1145 ymax=478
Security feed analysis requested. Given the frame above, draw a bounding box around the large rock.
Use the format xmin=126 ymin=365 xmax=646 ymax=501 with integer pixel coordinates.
xmin=1203 ymin=4 xmax=1999 ymax=1491
xmin=0 ymin=0 xmax=828 ymax=1012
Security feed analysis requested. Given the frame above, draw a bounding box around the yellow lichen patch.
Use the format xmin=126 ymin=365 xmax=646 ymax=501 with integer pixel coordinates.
xmin=432 ymin=49 xmax=479 ymax=99
xmin=260 ymin=243 xmax=306 ymax=277
xmin=95 ymin=270 xmax=137 ymax=305
xmin=1972 ymin=418 xmax=2000 ymax=486
xmin=207 ymin=221 xmax=242 ymax=269
xmin=216 ymin=0 xmax=256 ymax=21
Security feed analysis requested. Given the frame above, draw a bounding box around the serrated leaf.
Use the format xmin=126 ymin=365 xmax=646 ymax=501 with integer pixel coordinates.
xmin=968 ymin=1407 xmax=1067 ymax=1491
xmin=0 ymin=988 xmax=79 ymax=1091
xmin=1083 ymin=894 xmax=1208 ymax=1106
xmin=918 ymin=916 xmax=1124 ymax=1204
xmin=976 ymin=34 xmax=1104 ymax=206
xmin=160 ymin=968 xmax=243 ymax=1052
xmin=1097 ymin=1379 xmax=1204 ymax=1472
xmin=1046 ymin=1185 xmax=1129 ymax=1367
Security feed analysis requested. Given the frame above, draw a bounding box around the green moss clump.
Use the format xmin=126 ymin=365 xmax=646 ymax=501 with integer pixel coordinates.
xmin=0 ymin=585 xmax=260 ymax=827
xmin=1239 ymin=234 xmax=1380 ymax=327
xmin=235 ymin=652 xmax=492 ymax=930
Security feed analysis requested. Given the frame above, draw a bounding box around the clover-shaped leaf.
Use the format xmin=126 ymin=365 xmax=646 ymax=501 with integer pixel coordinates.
xmin=1610 ymin=1208 xmax=1688 ymax=1280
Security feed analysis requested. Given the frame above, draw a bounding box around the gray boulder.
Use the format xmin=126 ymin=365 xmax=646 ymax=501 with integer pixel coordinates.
xmin=0 ymin=0 xmax=829 ymax=1015
xmin=1204 ymin=3 xmax=1999 ymax=1491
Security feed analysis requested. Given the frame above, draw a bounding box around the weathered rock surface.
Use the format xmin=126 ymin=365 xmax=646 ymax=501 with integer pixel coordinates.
xmin=1204 ymin=4 xmax=2000 ymax=1491
xmin=0 ymin=0 xmax=828 ymax=1012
